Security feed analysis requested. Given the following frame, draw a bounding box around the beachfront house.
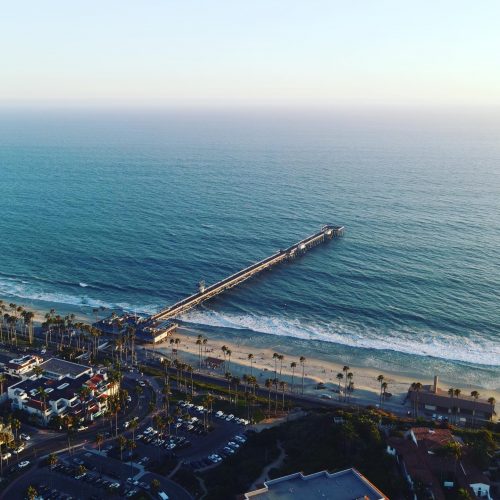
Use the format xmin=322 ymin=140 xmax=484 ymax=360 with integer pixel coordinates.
xmin=387 ymin=427 xmax=492 ymax=499
xmin=7 ymin=358 xmax=116 ymax=425
xmin=408 ymin=376 xmax=495 ymax=424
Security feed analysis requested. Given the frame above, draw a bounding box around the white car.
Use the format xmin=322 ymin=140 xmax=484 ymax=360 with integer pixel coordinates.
xmin=14 ymin=444 xmax=25 ymax=453
xmin=18 ymin=460 xmax=30 ymax=468
xmin=41 ymin=349 xmax=46 ymax=354
xmin=235 ymin=435 xmax=246 ymax=443
xmin=225 ymin=414 xmax=234 ymax=421
xmin=1 ymin=452 xmax=12 ymax=460
xmin=20 ymin=433 xmax=31 ymax=441
xmin=228 ymin=441 xmax=240 ymax=448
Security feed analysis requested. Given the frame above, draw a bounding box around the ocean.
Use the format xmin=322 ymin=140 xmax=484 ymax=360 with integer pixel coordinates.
xmin=1 ymin=108 xmax=499 ymax=390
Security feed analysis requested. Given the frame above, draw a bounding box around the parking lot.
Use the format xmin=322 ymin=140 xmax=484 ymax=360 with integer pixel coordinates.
xmin=130 ymin=399 xmax=251 ymax=471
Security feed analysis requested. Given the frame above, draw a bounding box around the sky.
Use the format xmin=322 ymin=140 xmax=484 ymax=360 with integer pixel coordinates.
xmin=1 ymin=1 xmax=500 ymax=108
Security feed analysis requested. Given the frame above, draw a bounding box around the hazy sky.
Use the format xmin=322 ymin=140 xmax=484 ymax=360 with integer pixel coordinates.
xmin=2 ymin=1 xmax=500 ymax=108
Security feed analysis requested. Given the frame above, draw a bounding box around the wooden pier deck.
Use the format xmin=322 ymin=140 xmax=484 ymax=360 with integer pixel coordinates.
xmin=150 ymin=224 xmax=344 ymax=322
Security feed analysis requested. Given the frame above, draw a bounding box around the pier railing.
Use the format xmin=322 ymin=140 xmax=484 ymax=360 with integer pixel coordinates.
xmin=150 ymin=224 xmax=344 ymax=322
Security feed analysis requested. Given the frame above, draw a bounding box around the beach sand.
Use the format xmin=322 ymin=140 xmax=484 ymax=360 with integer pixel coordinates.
xmin=4 ymin=297 xmax=498 ymax=410
xmin=149 ymin=327 xmax=500 ymax=411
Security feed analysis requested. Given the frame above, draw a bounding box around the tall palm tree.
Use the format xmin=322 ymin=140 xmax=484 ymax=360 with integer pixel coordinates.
xmin=95 ymin=433 xmax=104 ymax=452
xmin=290 ymin=362 xmax=297 ymax=393
xmin=278 ymin=354 xmax=284 ymax=377
xmin=231 ymin=376 xmax=241 ymax=406
xmin=381 ymin=382 xmax=388 ymax=406
xmin=196 ymin=335 xmax=203 ymax=370
xmin=347 ymin=372 xmax=354 ymax=401
xmin=129 ymin=419 xmax=138 ymax=442
xmin=0 ymin=373 xmax=6 ymax=396
xmin=342 ymin=365 xmax=350 ymax=401
xmin=226 ymin=349 xmax=232 ymax=371
xmin=279 ymin=380 xmax=287 ymax=410
xmin=454 ymin=388 xmax=462 ymax=424
xmin=487 ymin=397 xmax=496 ymax=420
xmin=248 ymin=353 xmax=254 ymax=376
xmin=117 ymin=435 xmax=127 ymax=461
xmin=299 ymin=356 xmax=306 ymax=395
xmin=412 ymin=382 xmax=423 ymax=418
xmin=265 ymin=378 xmax=273 ymax=416
xmin=470 ymin=391 xmax=479 ymax=428
xmin=38 ymin=387 xmax=49 ymax=423
xmin=225 ymin=371 xmax=232 ymax=402
xmin=127 ymin=439 xmax=136 ymax=466
xmin=272 ymin=353 xmax=279 ymax=379
xmin=336 ymin=373 xmax=344 ymax=400
xmin=377 ymin=375 xmax=385 ymax=406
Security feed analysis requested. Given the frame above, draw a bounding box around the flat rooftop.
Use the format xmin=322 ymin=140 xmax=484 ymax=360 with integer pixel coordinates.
xmin=244 ymin=469 xmax=387 ymax=500
xmin=39 ymin=358 xmax=91 ymax=379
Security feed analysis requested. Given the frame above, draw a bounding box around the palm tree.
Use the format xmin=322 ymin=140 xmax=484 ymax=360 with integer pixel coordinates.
xmin=62 ymin=414 xmax=75 ymax=453
xmin=231 ymin=376 xmax=240 ymax=406
xmin=151 ymin=479 xmax=161 ymax=494
xmin=48 ymin=452 xmax=58 ymax=469
xmin=117 ymin=435 xmax=127 ymax=461
xmin=272 ymin=353 xmax=279 ymax=378
xmin=129 ymin=419 xmax=138 ymax=442
xmin=196 ymin=336 xmax=203 ymax=370
xmin=225 ymin=372 xmax=232 ymax=402
xmin=248 ymin=353 xmax=254 ymax=376
xmin=290 ymin=361 xmax=297 ymax=393
xmin=381 ymin=382 xmax=388 ymax=406
xmin=26 ymin=485 xmax=38 ymax=500
xmin=11 ymin=418 xmax=21 ymax=440
xmin=95 ymin=433 xmax=104 ymax=452
xmin=347 ymin=372 xmax=354 ymax=401
xmin=0 ymin=373 xmax=6 ymax=396
xmin=342 ymin=365 xmax=350 ymax=401
xmin=265 ymin=378 xmax=273 ymax=416
xmin=336 ymin=373 xmax=343 ymax=400
xmin=127 ymin=438 xmax=136 ymax=466
xmin=278 ymin=354 xmax=284 ymax=377
xmin=38 ymin=386 xmax=49 ymax=423
xmin=411 ymin=382 xmax=423 ymax=418
xmin=377 ymin=375 xmax=385 ymax=406
xmin=299 ymin=356 xmax=306 ymax=394
xmin=226 ymin=349 xmax=232 ymax=371
xmin=279 ymin=380 xmax=287 ymax=410
xmin=454 ymin=388 xmax=462 ymax=424
xmin=487 ymin=397 xmax=496 ymax=420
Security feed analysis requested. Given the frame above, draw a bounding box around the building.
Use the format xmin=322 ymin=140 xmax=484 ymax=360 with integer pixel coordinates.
xmin=243 ymin=468 xmax=388 ymax=499
xmin=94 ymin=313 xmax=177 ymax=344
xmin=408 ymin=376 xmax=495 ymax=424
xmin=4 ymin=354 xmax=42 ymax=377
xmin=39 ymin=358 xmax=92 ymax=380
xmin=387 ymin=427 xmax=492 ymax=499
xmin=7 ymin=359 xmax=116 ymax=425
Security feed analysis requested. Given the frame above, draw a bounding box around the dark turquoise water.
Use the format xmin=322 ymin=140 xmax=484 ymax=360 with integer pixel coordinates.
xmin=1 ymin=109 xmax=499 ymax=388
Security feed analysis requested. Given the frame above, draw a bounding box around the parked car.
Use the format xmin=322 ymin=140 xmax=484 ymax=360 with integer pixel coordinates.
xmin=18 ymin=460 xmax=30 ymax=468
xmin=20 ymin=433 xmax=31 ymax=441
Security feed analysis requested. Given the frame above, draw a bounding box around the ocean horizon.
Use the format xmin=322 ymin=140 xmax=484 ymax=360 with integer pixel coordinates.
xmin=1 ymin=108 xmax=499 ymax=390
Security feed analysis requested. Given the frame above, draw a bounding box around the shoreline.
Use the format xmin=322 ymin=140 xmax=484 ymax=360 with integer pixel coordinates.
xmin=148 ymin=326 xmax=500 ymax=410
xmin=3 ymin=295 xmax=499 ymax=407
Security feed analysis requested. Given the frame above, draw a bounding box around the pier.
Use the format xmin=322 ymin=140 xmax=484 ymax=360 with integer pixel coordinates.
xmin=150 ymin=224 xmax=344 ymax=322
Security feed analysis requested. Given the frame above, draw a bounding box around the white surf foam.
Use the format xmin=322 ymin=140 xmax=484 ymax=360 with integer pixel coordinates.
xmin=0 ymin=277 xmax=159 ymax=316
xmin=180 ymin=309 xmax=500 ymax=367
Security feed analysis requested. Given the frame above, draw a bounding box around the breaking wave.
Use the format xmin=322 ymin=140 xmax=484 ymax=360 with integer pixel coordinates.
xmin=0 ymin=276 xmax=159 ymax=316
xmin=180 ymin=309 xmax=500 ymax=367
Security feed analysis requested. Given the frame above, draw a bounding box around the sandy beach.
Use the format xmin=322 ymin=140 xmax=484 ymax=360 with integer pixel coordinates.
xmin=4 ymin=297 xmax=498 ymax=409
xmin=150 ymin=327 xmax=500 ymax=411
